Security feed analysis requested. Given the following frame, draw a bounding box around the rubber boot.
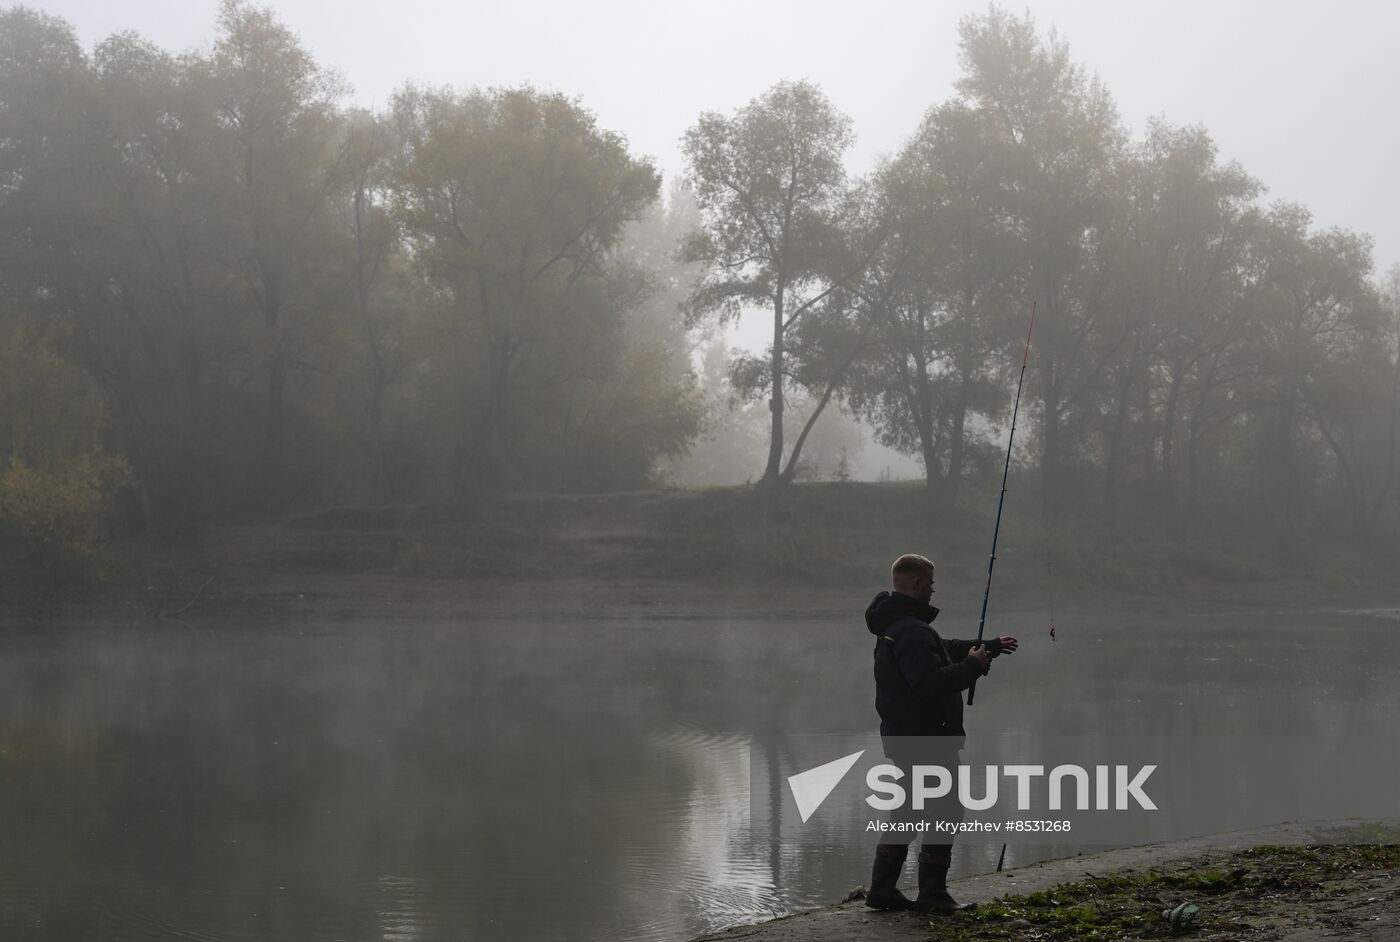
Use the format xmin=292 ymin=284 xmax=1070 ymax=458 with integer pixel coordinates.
xmin=911 ymin=848 xmax=974 ymax=913
xmin=864 ymin=843 xmax=912 ymax=910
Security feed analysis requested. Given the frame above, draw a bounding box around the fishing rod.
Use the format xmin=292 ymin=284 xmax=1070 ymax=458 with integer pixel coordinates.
xmin=967 ymin=300 xmax=1037 ymax=707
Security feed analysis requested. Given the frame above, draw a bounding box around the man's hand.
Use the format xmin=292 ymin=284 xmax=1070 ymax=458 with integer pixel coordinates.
xmin=996 ymin=636 xmax=1019 ymax=655
xmin=969 ymin=644 xmax=991 ymax=674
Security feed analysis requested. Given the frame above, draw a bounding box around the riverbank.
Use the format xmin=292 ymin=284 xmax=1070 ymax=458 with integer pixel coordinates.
xmin=4 ymin=483 xmax=1398 ymax=617
xmin=690 ymin=821 xmax=1400 ymax=942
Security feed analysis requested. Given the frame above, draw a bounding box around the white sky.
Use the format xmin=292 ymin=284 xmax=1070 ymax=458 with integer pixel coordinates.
xmin=32 ymin=0 xmax=1400 ymax=279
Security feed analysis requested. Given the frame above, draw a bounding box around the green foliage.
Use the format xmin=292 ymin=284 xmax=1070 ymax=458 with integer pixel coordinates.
xmin=0 ymin=452 xmax=132 ymax=577
xmin=681 ymin=80 xmax=872 ymax=490
xmin=681 ymin=79 xmax=855 ymax=325
xmin=388 ymin=83 xmax=681 ymax=490
xmin=847 ymin=100 xmax=1022 ymax=508
xmin=0 ymin=3 xmax=702 ymax=535
xmin=0 ymin=0 xmax=1395 ymax=563
xmin=929 ymin=842 xmax=1400 ymax=941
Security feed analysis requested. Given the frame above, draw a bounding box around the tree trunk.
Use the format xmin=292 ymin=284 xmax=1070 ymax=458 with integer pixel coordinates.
xmin=1180 ymin=355 xmax=1223 ymax=540
xmin=1159 ymin=353 xmax=1185 ymax=515
xmin=1103 ymin=341 xmax=1140 ymax=530
xmin=1139 ymin=361 xmax=1155 ymax=494
xmin=352 ymin=175 xmax=389 ymax=498
xmin=942 ymin=372 xmax=971 ymax=514
xmin=477 ymin=334 xmax=515 ymax=472
xmin=1315 ymin=418 xmax=1371 ymax=545
xmin=763 ymin=287 xmax=786 ymax=490
xmin=1276 ymin=391 xmax=1297 ymax=518
xmin=1040 ymin=367 xmax=1061 ymax=524
xmin=177 ymin=247 xmax=205 ymax=521
xmin=263 ymin=348 xmax=286 ymax=512
xmin=261 ymin=277 xmax=285 ymax=513
xmin=909 ymin=352 xmax=941 ymax=496
xmin=369 ymin=352 xmax=389 ymax=496
xmin=781 ymin=382 xmax=837 ymax=485
xmin=1369 ymin=336 xmax=1400 ymax=520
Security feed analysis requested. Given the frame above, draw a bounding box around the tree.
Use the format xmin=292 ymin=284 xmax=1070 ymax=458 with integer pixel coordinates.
xmin=1248 ymin=206 xmax=1387 ymax=529
xmin=388 ymin=84 xmax=662 ymax=489
xmin=730 ymin=175 xmax=891 ymax=487
xmin=955 ymin=8 xmax=1125 ymax=508
xmin=618 ymin=179 xmax=707 ymax=355
xmin=681 ymin=80 xmax=871 ymax=497
xmin=1109 ymin=121 xmax=1261 ymax=527
xmin=850 ymin=102 xmax=1021 ymax=508
xmin=211 ymin=0 xmax=346 ymax=510
xmin=661 ymin=335 xmax=770 ymax=486
xmin=0 ymin=12 xmax=249 ymax=537
xmin=1309 ymin=325 xmax=1396 ymax=544
xmin=0 ymin=9 xmax=104 ymax=473
xmin=334 ymin=108 xmax=406 ymax=497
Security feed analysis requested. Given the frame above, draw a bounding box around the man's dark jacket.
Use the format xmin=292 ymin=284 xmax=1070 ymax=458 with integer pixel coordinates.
xmin=866 ymin=590 xmax=1001 ymax=739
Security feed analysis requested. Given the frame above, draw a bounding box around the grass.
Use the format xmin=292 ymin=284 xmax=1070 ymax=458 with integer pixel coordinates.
xmin=928 ymin=841 xmax=1400 ymax=940
xmin=5 ymin=480 xmax=1398 ymax=603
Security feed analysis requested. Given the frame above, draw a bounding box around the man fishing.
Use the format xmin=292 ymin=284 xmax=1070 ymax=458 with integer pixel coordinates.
xmin=863 ymin=553 xmax=1019 ymax=913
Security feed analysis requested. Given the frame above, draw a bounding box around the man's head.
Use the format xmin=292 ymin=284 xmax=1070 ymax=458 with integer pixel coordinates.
xmin=891 ymin=553 xmax=936 ymax=605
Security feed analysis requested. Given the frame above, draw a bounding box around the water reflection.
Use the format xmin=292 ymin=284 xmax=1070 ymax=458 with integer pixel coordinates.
xmin=1 ymin=606 xmax=1396 ymax=941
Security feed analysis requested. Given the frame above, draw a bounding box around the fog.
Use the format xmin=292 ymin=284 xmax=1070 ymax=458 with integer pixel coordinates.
xmin=27 ymin=0 xmax=1397 ymax=485
xmin=2 ymin=2 xmax=1398 ymax=941
xmin=35 ymin=0 xmax=1400 ymax=270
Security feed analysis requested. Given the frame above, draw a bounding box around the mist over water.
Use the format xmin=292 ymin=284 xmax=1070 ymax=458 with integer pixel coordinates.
xmin=2 ymin=1 xmax=1398 ymax=940
xmin=3 ymin=605 xmax=1395 ymax=942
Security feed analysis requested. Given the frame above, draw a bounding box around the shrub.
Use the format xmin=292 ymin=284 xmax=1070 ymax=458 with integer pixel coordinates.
xmin=0 ymin=452 xmax=132 ymax=577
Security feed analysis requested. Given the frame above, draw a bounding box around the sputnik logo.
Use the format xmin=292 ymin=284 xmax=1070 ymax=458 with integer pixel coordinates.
xmin=787 ymin=750 xmax=865 ymax=823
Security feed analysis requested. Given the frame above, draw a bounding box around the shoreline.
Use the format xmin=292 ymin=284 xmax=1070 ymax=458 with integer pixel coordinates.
xmin=5 ymin=565 xmax=1399 ymax=627
xmin=689 ymin=820 xmax=1400 ymax=942
xmin=4 ymin=484 xmax=1398 ymax=618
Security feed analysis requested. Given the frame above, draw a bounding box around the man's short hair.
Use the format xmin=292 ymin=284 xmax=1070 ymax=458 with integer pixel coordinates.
xmin=891 ymin=554 xmax=935 ymax=580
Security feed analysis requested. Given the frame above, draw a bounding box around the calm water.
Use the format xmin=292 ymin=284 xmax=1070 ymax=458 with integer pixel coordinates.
xmin=2 ymin=598 xmax=1396 ymax=941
